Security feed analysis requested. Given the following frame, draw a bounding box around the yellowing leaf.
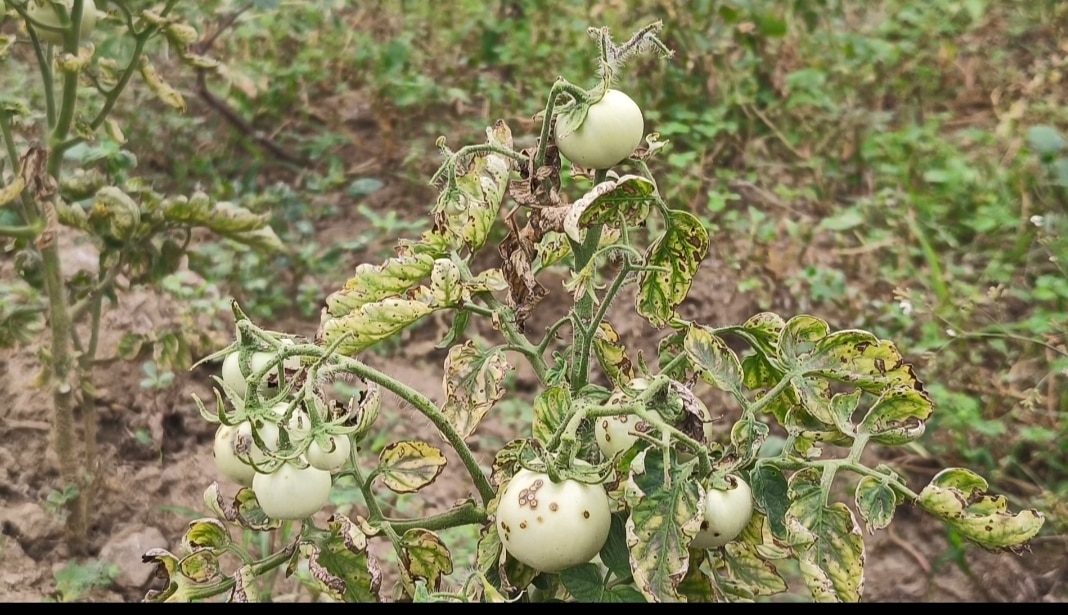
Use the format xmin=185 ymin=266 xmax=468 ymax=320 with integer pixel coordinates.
xmin=917 ymin=468 xmax=1044 ymax=550
xmin=139 ymin=57 xmax=186 ymax=112
xmin=378 ymin=441 xmax=447 ymax=493
xmin=295 ymin=514 xmax=382 ymax=602
xmin=400 ymin=529 xmax=453 ymax=590
xmin=636 ymin=210 xmax=709 ymax=328
xmin=440 ymin=342 xmax=511 ymax=440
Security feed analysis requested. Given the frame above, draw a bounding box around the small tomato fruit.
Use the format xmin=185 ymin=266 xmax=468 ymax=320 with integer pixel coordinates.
xmin=271 ymin=402 xmax=311 ymax=445
xmin=220 ymin=340 xmax=298 ymax=400
xmin=307 ymin=435 xmax=352 ymax=472
xmin=212 ymin=424 xmax=255 ymax=487
xmin=252 ymin=462 xmax=332 ymax=520
xmin=23 ymin=0 xmax=98 ymax=45
xmin=554 ymin=89 xmax=644 ymax=170
xmin=495 ymin=468 xmax=611 ymax=573
xmin=691 ymin=475 xmax=754 ymax=549
xmin=595 ymin=414 xmax=651 ymax=459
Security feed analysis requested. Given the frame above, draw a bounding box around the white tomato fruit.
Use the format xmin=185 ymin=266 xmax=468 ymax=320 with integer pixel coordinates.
xmin=554 ymin=89 xmax=644 ymax=170
xmin=595 ymin=414 xmax=650 ymax=459
xmin=691 ymin=476 xmax=754 ymax=549
xmin=495 ymin=468 xmax=611 ymax=573
xmin=212 ymin=424 xmax=255 ymax=487
xmin=271 ymin=402 xmax=311 ymax=445
xmin=220 ymin=340 xmax=298 ymax=400
xmin=252 ymin=462 xmax=332 ymax=520
xmin=23 ymin=0 xmax=98 ymax=45
xmin=234 ymin=420 xmax=279 ymax=466
xmin=307 ymin=435 xmax=352 ymax=472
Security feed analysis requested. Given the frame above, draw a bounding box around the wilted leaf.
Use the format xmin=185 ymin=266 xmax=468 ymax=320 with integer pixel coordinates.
xmin=202 ymin=482 xmax=281 ymax=532
xmin=178 ymin=550 xmax=220 ymax=584
xmin=228 ymin=565 xmax=257 ymax=602
xmin=378 ymin=441 xmax=447 ymax=493
xmin=636 ymin=210 xmax=709 ymax=328
xmin=325 ymin=252 xmax=437 ymax=318
xmin=563 ymin=174 xmax=657 ymax=241
xmin=434 ymin=121 xmax=513 ymax=251
xmin=624 ymin=450 xmax=705 ymax=602
xmin=783 ymin=468 xmax=865 ymax=602
xmin=400 ymin=529 xmax=453 ymax=590
xmin=0 ymin=281 xmax=45 ymax=348
xmin=916 ymin=468 xmax=1045 ymax=550
xmin=139 ymin=57 xmax=186 ymax=112
xmin=859 ymin=386 xmax=933 ymax=445
xmin=440 ymin=342 xmax=511 ymax=440
xmin=320 ymin=297 xmax=437 ymax=356
xmin=532 ymin=385 xmax=570 ymax=445
xmin=296 ymin=514 xmax=382 ymax=602
xmin=684 ymin=325 xmax=743 ymax=395
xmin=593 ymin=322 xmax=634 ymax=387
xmin=182 ymin=518 xmax=231 ymax=552
xmin=141 ymin=548 xmax=201 ymax=603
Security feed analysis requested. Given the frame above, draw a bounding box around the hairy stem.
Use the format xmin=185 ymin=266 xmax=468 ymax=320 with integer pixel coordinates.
xmin=568 ymin=169 xmax=609 ymax=388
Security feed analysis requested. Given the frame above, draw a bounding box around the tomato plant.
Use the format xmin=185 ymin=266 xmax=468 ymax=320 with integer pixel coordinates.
xmin=134 ymin=21 xmax=1044 ymax=603
xmin=0 ymin=1 xmax=285 ymax=553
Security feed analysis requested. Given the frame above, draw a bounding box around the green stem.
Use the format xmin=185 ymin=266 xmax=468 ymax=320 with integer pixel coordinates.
xmin=0 ymin=109 xmax=38 ymax=222
xmin=568 ymin=171 xmax=610 ymax=388
xmin=329 ymin=354 xmax=496 ymax=505
xmin=384 ymin=501 xmax=488 ymax=534
xmin=533 ymin=78 xmax=589 ymax=171
xmin=746 ymin=374 xmax=796 ymax=417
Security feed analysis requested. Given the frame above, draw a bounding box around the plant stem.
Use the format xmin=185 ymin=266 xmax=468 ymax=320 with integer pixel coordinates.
xmin=183 ymin=543 xmax=297 ymax=601
xmin=385 ymin=500 xmax=488 ymax=534
xmin=567 ymin=169 xmax=609 ymax=388
xmin=328 ymin=353 xmax=496 ymax=505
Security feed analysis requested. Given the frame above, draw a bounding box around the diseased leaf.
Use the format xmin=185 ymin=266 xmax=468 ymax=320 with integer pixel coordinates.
xmin=636 ymin=210 xmax=709 ymax=328
xmin=400 ymin=529 xmax=453 ymax=590
xmin=854 ymin=476 xmax=898 ymax=533
xmin=859 ymin=386 xmax=933 ymax=445
xmin=182 ymin=518 xmax=231 ymax=552
xmin=320 ymin=298 xmax=437 ymax=356
xmin=378 ymin=441 xmax=448 ymax=493
xmin=624 ymin=450 xmax=705 ymax=602
xmin=532 ymin=385 xmax=570 ymax=445
xmin=434 ymin=121 xmax=513 ymax=251
xmin=563 ymin=174 xmax=657 ymax=241
xmin=325 ymin=252 xmax=437 ymax=318
xmin=202 ymin=482 xmax=280 ymax=532
xmin=429 ymin=258 xmax=462 ymax=307
xmin=297 ymin=514 xmax=382 ymax=602
xmin=783 ymin=468 xmax=865 ymax=602
xmin=228 ymin=565 xmax=257 ymax=602
xmin=592 ymin=322 xmax=634 ymax=387
xmin=441 ymin=342 xmax=511 ymax=439
xmin=916 ymin=468 xmax=1045 ymax=550
xmin=139 ymin=57 xmax=186 ymax=112
xmin=141 ymin=548 xmax=201 ymax=603
xmin=178 ymin=550 xmax=220 ymax=584
xmin=749 ymin=463 xmax=789 ymax=541
xmin=684 ymin=325 xmax=744 ymax=395
xmin=717 ymin=525 xmax=787 ymax=598
xmin=677 ymin=549 xmax=718 ymax=602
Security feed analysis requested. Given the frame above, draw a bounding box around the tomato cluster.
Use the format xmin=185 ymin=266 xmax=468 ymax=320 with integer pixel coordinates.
xmin=17 ymin=0 xmax=100 ymax=45
xmin=211 ymin=347 xmax=353 ymax=521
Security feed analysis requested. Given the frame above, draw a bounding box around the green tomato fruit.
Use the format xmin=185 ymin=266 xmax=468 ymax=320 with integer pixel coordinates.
xmin=554 ymin=89 xmax=644 ymax=170
xmin=220 ymin=340 xmax=298 ymax=400
xmin=23 ymin=0 xmax=98 ymax=45
xmin=495 ymin=467 xmax=611 ymax=573
xmin=307 ymin=435 xmax=352 ymax=472
xmin=252 ymin=462 xmax=332 ymax=520
xmin=691 ymin=476 xmax=754 ymax=549
xmin=212 ymin=424 xmax=255 ymax=487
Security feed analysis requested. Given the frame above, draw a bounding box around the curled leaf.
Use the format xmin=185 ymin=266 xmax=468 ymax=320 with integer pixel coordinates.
xmin=378 ymin=441 xmax=448 ymax=493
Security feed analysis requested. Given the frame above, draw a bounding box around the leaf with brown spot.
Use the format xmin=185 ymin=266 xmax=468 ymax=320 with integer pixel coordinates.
xmin=297 ymin=514 xmax=382 ymax=602
xmin=202 ymin=482 xmax=280 ymax=532
xmin=636 ymin=210 xmax=709 ymax=328
xmin=593 ymin=322 xmax=634 ymax=387
xmin=378 ymin=441 xmax=448 ymax=493
xmin=228 ymin=565 xmax=257 ymax=602
xmin=182 ymin=518 xmax=231 ymax=553
xmin=441 ymin=342 xmax=511 ymax=440
xmin=400 ymin=529 xmax=453 ymax=590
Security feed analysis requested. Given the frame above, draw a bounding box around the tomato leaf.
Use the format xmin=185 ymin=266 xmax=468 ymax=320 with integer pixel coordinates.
xmin=441 ymin=342 xmax=512 ymax=440
xmin=715 ymin=416 xmax=769 ymax=473
xmin=227 ymin=565 xmax=257 ymax=602
xmin=429 ymin=258 xmax=463 ymax=306
xmin=636 ymin=210 xmax=709 ymax=328
xmin=783 ymin=468 xmax=865 ymax=602
xmin=592 ymin=321 xmax=634 ymax=388
xmin=296 ymin=514 xmax=382 ymax=602
xmin=399 ymin=529 xmax=454 ymax=591
xmin=602 ymin=585 xmax=647 ymax=602
xmin=624 ymin=450 xmax=705 ymax=602
xmin=202 ymin=482 xmax=280 ymax=532
xmin=599 ymin=513 xmax=633 ymax=581
xmin=435 ymin=121 xmax=513 ymax=251
xmin=178 ymin=550 xmax=220 ymax=584
xmin=161 ymin=192 xmax=284 ymax=253
xmin=532 ymin=385 xmax=571 ymax=445
xmin=916 ymin=468 xmax=1045 ymax=550
xmin=563 ymin=175 xmax=656 ymax=241
xmin=749 ymin=463 xmax=789 ymax=541
xmin=854 ymin=475 xmax=899 ymax=533
xmin=684 ymin=325 xmax=743 ymax=395
xmin=324 ymin=251 xmax=437 ymax=318
xmin=559 ymin=563 xmax=605 ymax=602
xmin=141 ymin=548 xmax=203 ymax=602
xmin=181 ymin=518 xmax=231 ymax=552
xmin=320 ymin=297 xmax=438 ymax=356
xmin=858 ymin=386 xmax=933 ymax=445
xmin=716 ymin=525 xmax=787 ymax=598
xmin=677 ymin=549 xmax=720 ymax=602
xmin=377 ymin=441 xmax=448 ymax=493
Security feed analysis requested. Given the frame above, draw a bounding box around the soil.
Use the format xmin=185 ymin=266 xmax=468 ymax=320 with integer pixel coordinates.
xmin=1 ymin=97 xmax=1065 ymax=605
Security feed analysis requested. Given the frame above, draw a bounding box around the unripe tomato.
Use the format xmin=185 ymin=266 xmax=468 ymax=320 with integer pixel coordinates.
xmin=595 ymin=414 xmax=651 ymax=458
xmin=22 ymin=0 xmax=98 ymax=45
xmin=234 ymin=420 xmax=279 ymax=466
xmin=307 ymin=435 xmax=352 ymax=472
xmin=554 ymin=89 xmax=644 ymax=170
xmin=252 ymin=462 xmax=332 ymax=520
xmin=495 ymin=468 xmax=611 ymax=573
xmin=220 ymin=340 xmax=298 ymax=400
xmin=691 ymin=476 xmax=754 ymax=549
xmin=212 ymin=424 xmax=255 ymax=487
